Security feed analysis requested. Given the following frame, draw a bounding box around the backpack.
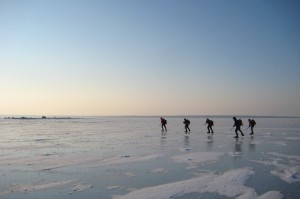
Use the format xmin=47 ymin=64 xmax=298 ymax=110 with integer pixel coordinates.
xmin=211 ymin=120 xmax=214 ymax=126
xmin=238 ymin=119 xmax=243 ymax=126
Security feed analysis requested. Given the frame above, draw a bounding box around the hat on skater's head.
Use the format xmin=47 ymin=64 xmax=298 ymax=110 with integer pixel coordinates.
xmin=233 ymin=117 xmax=236 ymax=119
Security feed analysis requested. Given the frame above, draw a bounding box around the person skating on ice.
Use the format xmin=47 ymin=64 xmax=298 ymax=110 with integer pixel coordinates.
xmin=248 ymin=119 xmax=256 ymax=135
xmin=183 ymin=118 xmax=191 ymax=133
xmin=205 ymin=118 xmax=214 ymax=134
xmin=160 ymin=117 xmax=167 ymax=132
xmin=233 ymin=117 xmax=244 ymax=138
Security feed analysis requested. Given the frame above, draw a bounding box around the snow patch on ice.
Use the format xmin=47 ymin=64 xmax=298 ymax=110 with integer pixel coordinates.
xmin=70 ymin=183 xmax=93 ymax=194
xmin=150 ymin=168 xmax=167 ymax=173
xmin=106 ymin=185 xmax=120 ymax=190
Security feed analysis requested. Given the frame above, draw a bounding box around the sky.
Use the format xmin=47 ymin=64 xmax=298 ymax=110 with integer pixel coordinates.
xmin=1 ymin=0 xmax=300 ymax=116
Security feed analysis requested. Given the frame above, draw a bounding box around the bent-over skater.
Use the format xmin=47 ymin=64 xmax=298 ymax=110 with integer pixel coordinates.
xmin=160 ymin=117 xmax=167 ymax=132
xmin=183 ymin=118 xmax=191 ymax=133
xmin=248 ymin=119 xmax=256 ymax=135
xmin=233 ymin=117 xmax=244 ymax=138
xmin=206 ymin=118 xmax=214 ymax=134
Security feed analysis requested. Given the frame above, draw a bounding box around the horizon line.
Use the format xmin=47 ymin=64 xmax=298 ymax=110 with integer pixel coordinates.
xmin=1 ymin=114 xmax=300 ymax=119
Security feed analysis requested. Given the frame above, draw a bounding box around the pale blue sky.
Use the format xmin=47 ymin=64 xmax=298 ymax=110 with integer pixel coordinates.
xmin=1 ymin=0 xmax=300 ymax=116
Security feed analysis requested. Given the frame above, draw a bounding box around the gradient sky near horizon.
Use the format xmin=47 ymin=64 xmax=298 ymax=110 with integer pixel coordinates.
xmin=1 ymin=0 xmax=300 ymax=116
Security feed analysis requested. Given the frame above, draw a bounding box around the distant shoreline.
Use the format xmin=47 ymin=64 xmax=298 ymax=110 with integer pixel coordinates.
xmin=3 ymin=116 xmax=78 ymax=120
xmin=1 ymin=115 xmax=300 ymax=119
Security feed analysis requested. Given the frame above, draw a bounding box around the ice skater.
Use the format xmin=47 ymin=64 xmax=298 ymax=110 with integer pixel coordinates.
xmin=183 ymin=118 xmax=191 ymax=133
xmin=160 ymin=117 xmax=167 ymax=132
xmin=248 ymin=119 xmax=256 ymax=135
xmin=232 ymin=117 xmax=244 ymax=138
xmin=205 ymin=118 xmax=214 ymax=134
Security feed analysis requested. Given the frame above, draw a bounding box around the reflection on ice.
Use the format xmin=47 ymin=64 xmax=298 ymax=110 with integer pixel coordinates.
xmin=184 ymin=135 xmax=190 ymax=148
xmin=249 ymin=137 xmax=256 ymax=152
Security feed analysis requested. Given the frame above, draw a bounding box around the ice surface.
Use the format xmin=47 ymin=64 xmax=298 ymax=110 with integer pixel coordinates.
xmin=252 ymin=152 xmax=300 ymax=183
xmin=87 ymin=153 xmax=165 ymax=168
xmin=0 ymin=116 xmax=299 ymax=198
xmin=113 ymin=168 xmax=283 ymax=199
xmin=106 ymin=185 xmax=120 ymax=190
xmin=286 ymin=137 xmax=300 ymax=140
xmin=172 ymin=152 xmax=224 ymax=165
xmin=150 ymin=168 xmax=167 ymax=173
xmin=70 ymin=183 xmax=94 ymax=194
xmin=0 ymin=180 xmax=73 ymax=196
xmin=255 ymin=191 xmax=283 ymax=199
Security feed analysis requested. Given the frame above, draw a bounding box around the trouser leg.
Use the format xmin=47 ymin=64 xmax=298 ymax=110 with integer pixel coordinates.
xmin=239 ymin=128 xmax=244 ymax=136
xmin=235 ymin=128 xmax=239 ymax=137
